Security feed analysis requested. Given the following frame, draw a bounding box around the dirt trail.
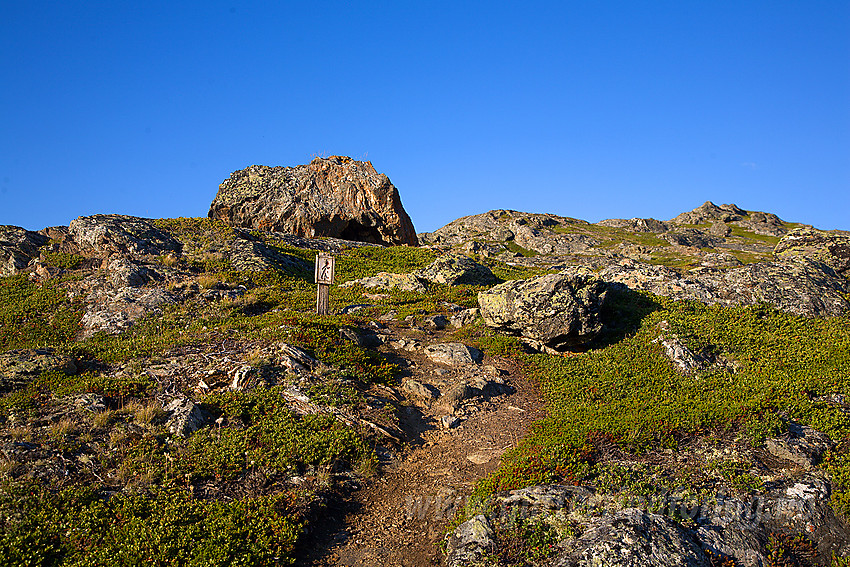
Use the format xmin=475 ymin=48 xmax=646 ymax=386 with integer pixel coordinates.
xmin=300 ymin=326 xmax=546 ymax=567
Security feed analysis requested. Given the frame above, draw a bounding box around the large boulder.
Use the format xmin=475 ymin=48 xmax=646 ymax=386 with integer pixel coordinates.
xmin=478 ymin=268 xmax=608 ymax=351
xmin=208 ymin=156 xmax=418 ymax=246
xmin=68 ymin=215 xmax=182 ymax=257
xmin=774 ymin=227 xmax=850 ymax=276
xmin=0 ymin=226 xmax=49 ymax=276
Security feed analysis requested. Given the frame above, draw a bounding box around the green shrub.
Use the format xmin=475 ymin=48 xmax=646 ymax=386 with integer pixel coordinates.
xmin=0 ymin=482 xmax=305 ymax=566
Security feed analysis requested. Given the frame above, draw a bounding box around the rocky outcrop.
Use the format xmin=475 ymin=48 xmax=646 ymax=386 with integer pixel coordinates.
xmin=671 ymin=201 xmax=788 ymax=237
xmin=415 ymin=254 xmax=497 ymax=286
xmin=68 ymin=215 xmax=182 ymax=257
xmin=478 ymin=268 xmax=608 ymax=351
xmin=662 ymin=228 xmax=724 ymax=249
xmin=774 ymin=227 xmax=850 ymax=275
xmin=451 ymin=475 xmax=850 ymax=567
xmin=0 ymin=225 xmax=49 ymax=276
xmin=602 ymin=258 xmax=850 ymax=317
xmin=340 ymin=272 xmax=426 ymax=293
xmin=208 ymin=156 xmax=418 ymax=246
xmin=596 ymin=217 xmax=669 ymax=233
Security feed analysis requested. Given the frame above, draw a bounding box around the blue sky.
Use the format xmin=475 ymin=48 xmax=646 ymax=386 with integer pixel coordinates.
xmin=1 ymin=1 xmax=848 ymax=233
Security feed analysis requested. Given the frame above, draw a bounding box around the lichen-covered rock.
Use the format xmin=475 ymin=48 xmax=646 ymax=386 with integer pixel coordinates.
xmin=164 ymin=397 xmax=209 ymax=437
xmin=419 ymin=210 xmax=601 ymax=256
xmin=670 ymin=201 xmax=788 ymax=236
xmin=228 ymin=230 xmax=311 ymax=273
xmin=445 ymin=514 xmax=497 ymax=567
xmin=671 ymin=201 xmax=748 ymax=225
xmin=478 ymin=268 xmax=608 ymax=351
xmin=0 ymin=225 xmax=48 ymax=276
xmin=0 ymin=349 xmax=77 ymax=393
xmin=340 ymin=272 xmax=426 ymax=292
xmin=602 ymin=258 xmax=849 ymax=317
xmin=424 ymin=343 xmax=483 ymax=366
xmin=553 ymin=509 xmax=710 ymax=567
xmin=80 ymin=288 xmax=176 ymax=337
xmin=700 ymin=252 xmax=742 ymax=268
xmin=68 ymin=215 xmax=182 ymax=257
xmin=208 ymin=156 xmax=418 ymax=246
xmin=662 ymin=228 xmax=724 ymax=249
xmin=415 ymin=253 xmax=497 ymax=286
xmin=449 ymin=307 xmax=480 ymax=328
xmin=766 ymin=422 xmax=834 ymax=469
xmin=106 ymin=257 xmax=162 ymax=288
xmin=596 ymin=217 xmax=669 ymax=233
xmin=774 ymin=227 xmax=850 ymax=275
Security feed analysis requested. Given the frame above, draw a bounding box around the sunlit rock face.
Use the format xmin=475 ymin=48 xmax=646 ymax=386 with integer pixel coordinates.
xmin=208 ymin=156 xmax=418 ymax=246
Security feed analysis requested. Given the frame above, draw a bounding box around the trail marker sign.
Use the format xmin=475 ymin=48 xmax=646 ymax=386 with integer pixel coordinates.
xmin=315 ymin=254 xmax=335 ymax=285
xmin=315 ymin=254 xmax=335 ymax=315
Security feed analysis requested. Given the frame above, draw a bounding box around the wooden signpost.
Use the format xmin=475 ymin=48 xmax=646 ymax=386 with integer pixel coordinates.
xmin=314 ymin=253 xmax=335 ymax=315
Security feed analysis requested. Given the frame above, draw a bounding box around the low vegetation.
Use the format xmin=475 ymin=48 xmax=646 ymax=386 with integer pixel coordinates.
xmin=465 ymin=292 xmax=850 ymax=518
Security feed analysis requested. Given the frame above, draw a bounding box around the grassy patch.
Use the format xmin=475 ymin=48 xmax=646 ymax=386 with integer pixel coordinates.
xmin=0 ymin=275 xmax=83 ymax=352
xmin=334 ymin=246 xmax=436 ymax=282
xmin=468 ymin=297 xmax=850 ymax=514
xmin=504 ymin=241 xmax=538 ymax=258
xmin=728 ymin=225 xmax=782 ymax=246
xmin=0 ymin=482 xmax=305 ymax=566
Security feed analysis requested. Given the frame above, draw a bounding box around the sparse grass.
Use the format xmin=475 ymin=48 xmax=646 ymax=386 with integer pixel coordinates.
xmin=334 ymin=246 xmax=437 ymax=282
xmin=504 ymin=241 xmax=538 ymax=257
xmin=92 ymin=409 xmax=117 ymax=429
xmin=48 ymin=418 xmax=76 ymax=440
xmin=134 ymin=400 xmax=165 ymax=426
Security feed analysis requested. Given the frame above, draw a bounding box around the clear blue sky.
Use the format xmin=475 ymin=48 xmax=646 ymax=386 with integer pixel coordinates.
xmin=2 ymin=1 xmax=848 ymax=233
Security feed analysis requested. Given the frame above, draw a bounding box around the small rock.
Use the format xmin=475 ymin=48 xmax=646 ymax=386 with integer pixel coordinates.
xmin=424 ymin=343 xmax=483 ymax=366
xmin=445 ymin=515 xmax=496 ymax=567
xmin=423 ymin=314 xmax=449 ymax=330
xmin=440 ymin=415 xmax=461 ymax=429
xmin=402 ymin=379 xmax=440 ymax=400
xmin=164 ymin=398 xmax=209 ymax=437
xmin=766 ymin=422 xmax=834 ymax=468
xmin=449 ymin=308 xmax=480 ymax=328
xmin=467 ymin=454 xmax=492 ymax=465
xmin=341 ymin=304 xmax=373 ymax=314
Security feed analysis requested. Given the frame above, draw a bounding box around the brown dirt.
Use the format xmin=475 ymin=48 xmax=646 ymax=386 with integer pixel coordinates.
xmin=298 ymin=328 xmax=547 ymax=567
